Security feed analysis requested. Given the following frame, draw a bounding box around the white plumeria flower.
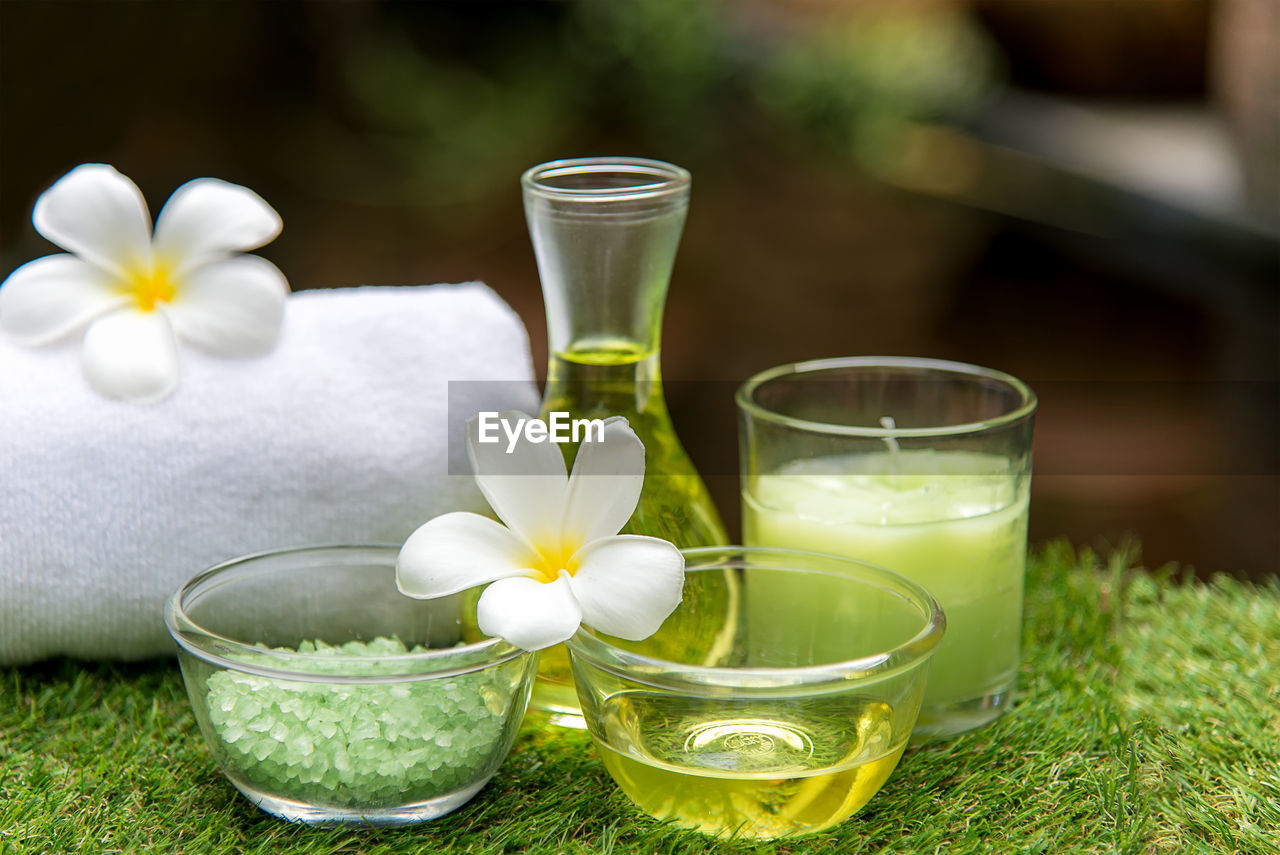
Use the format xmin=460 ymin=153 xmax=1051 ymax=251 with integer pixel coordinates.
xmin=397 ymin=412 xmax=685 ymax=651
xmin=0 ymin=163 xmax=289 ymax=402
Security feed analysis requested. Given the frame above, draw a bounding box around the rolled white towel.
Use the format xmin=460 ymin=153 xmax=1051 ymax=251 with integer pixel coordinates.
xmin=0 ymin=283 xmax=539 ymax=663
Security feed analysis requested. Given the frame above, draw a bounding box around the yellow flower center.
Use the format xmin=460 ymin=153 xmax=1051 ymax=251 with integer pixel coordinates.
xmin=530 ymin=540 xmax=581 ymax=584
xmin=124 ymin=265 xmax=177 ymax=312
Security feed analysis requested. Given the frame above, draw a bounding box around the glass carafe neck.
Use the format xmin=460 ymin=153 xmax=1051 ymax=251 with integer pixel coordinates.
xmin=544 ymin=345 xmax=665 ymax=418
xmin=522 ymin=157 xmax=690 ymax=361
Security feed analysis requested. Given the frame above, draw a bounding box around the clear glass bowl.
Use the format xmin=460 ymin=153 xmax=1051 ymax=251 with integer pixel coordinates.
xmin=165 ymin=545 xmax=537 ymax=825
xmin=565 ymin=546 xmax=944 ymax=840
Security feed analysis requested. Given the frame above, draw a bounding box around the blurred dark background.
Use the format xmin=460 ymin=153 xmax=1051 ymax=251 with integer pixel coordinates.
xmin=2 ymin=0 xmax=1276 ymax=579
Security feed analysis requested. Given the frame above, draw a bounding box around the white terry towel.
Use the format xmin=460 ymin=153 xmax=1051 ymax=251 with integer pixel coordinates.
xmin=0 ymin=283 xmax=540 ymax=664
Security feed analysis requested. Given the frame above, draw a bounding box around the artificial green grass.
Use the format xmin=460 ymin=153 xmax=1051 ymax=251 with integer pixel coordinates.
xmin=2 ymin=543 xmax=1276 ymax=854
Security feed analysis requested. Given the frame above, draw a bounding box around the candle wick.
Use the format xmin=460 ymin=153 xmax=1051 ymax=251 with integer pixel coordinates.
xmin=879 ymin=416 xmax=902 ymax=475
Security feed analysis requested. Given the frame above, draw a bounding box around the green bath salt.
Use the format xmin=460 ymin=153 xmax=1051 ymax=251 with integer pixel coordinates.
xmin=204 ymin=637 xmax=512 ymax=807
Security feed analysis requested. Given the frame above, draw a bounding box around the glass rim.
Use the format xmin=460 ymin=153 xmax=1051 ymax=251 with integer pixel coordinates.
xmin=521 ymin=156 xmax=690 ymax=203
xmin=736 ymin=355 xmax=1038 ymax=438
xmin=165 ymin=544 xmax=527 ymax=684
xmin=565 ymin=546 xmax=945 ymax=695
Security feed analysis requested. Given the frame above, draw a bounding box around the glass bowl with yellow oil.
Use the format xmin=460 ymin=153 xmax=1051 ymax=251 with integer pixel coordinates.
xmin=565 ymin=546 xmax=945 ymax=840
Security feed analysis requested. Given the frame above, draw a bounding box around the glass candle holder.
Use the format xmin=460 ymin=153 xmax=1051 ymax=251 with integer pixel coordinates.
xmin=566 ymin=546 xmax=944 ymax=839
xmin=737 ymin=357 xmax=1036 ymax=738
xmin=165 ymin=545 xmax=537 ymax=825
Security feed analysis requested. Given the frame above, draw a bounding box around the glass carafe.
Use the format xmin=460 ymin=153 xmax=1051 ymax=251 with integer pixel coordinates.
xmin=522 ymin=157 xmax=728 ymax=723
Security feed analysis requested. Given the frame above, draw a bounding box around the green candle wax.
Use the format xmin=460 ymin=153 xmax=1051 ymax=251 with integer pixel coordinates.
xmin=744 ymin=451 xmax=1028 ymax=712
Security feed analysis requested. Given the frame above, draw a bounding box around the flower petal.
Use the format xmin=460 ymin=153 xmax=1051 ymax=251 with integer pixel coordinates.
xmin=467 ymin=411 xmax=569 ymax=548
xmin=153 ymin=178 xmax=283 ymax=273
xmin=397 ymin=512 xmax=540 ymax=599
xmin=80 ymin=308 xmax=180 ymax=402
xmin=32 ymin=164 xmax=152 ymax=278
xmin=164 ymin=255 xmax=289 ymax=355
xmin=0 ymin=255 xmax=128 ymax=345
xmin=569 ymin=535 xmax=685 ymax=641
xmin=562 ymin=416 xmax=645 ymax=543
xmin=477 ymin=573 xmax=582 ymax=651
